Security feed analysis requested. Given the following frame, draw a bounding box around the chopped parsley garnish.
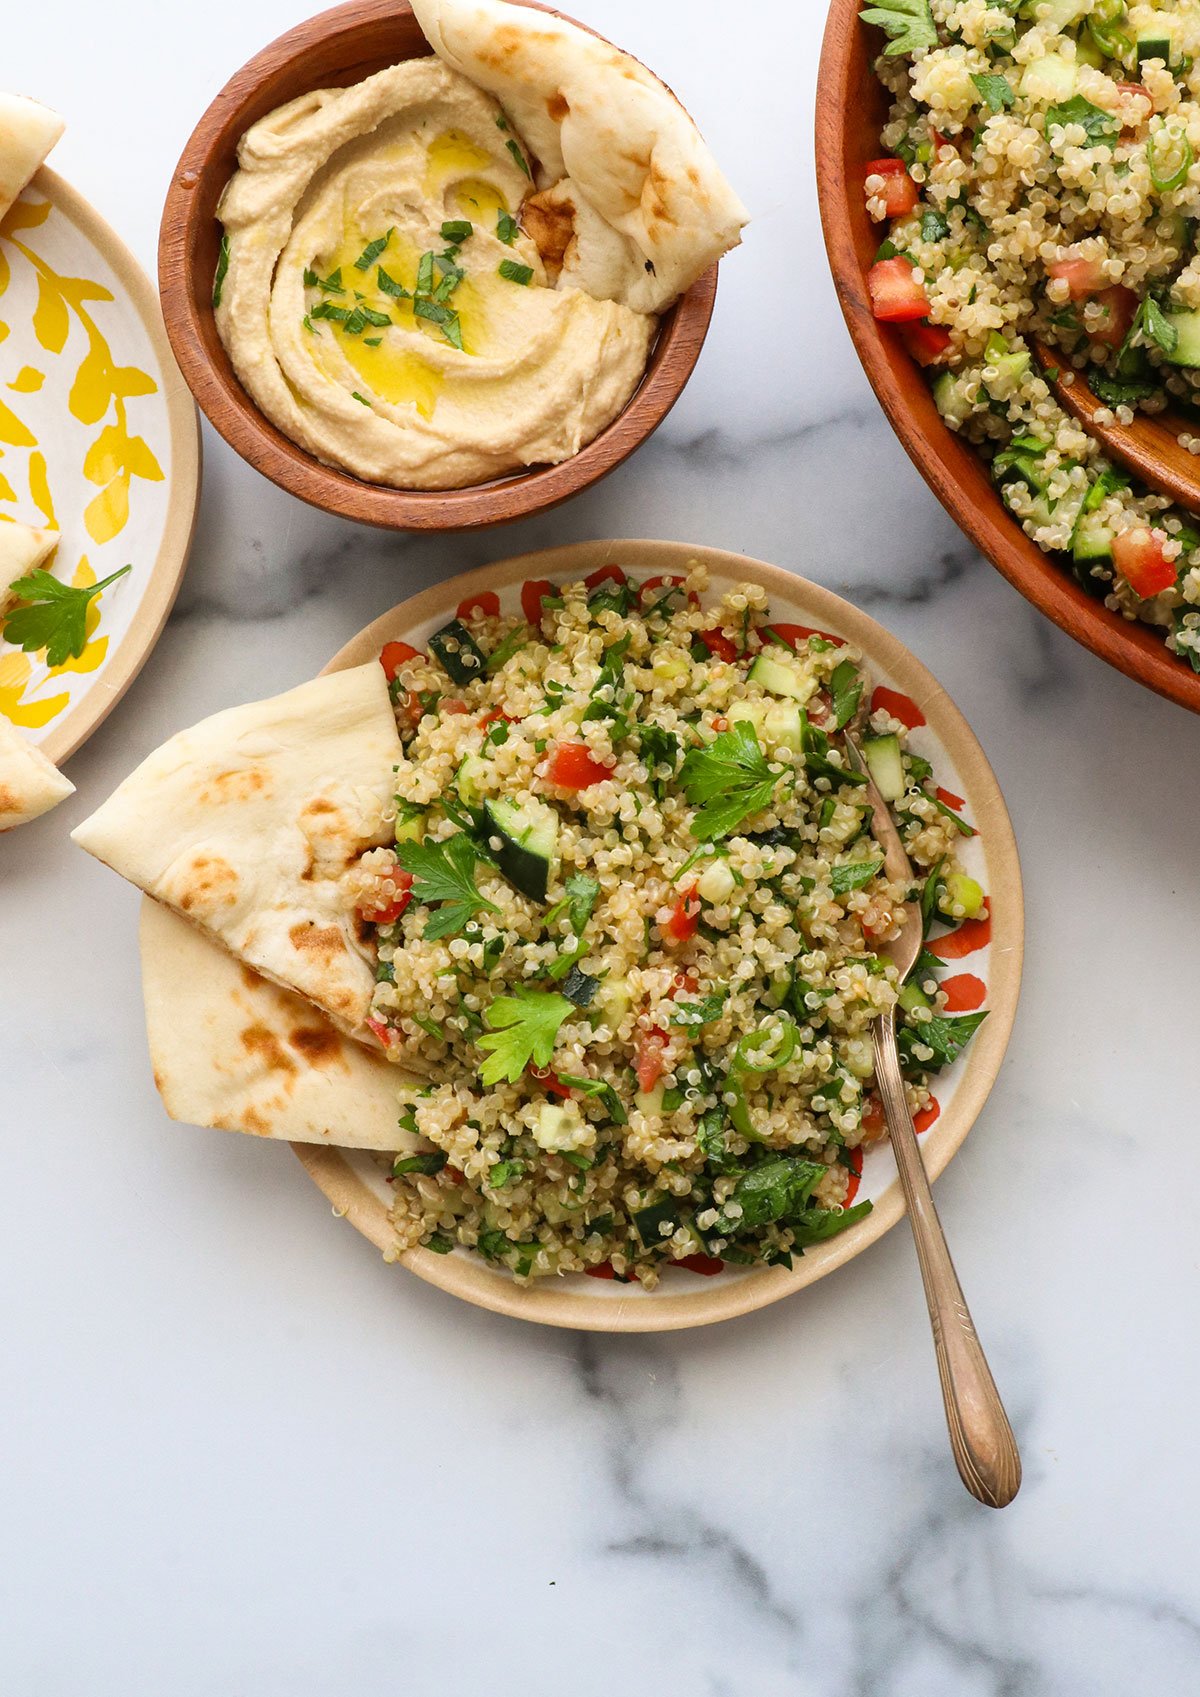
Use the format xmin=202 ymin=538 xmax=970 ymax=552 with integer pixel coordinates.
xmin=213 ymin=233 xmax=230 ymax=308
xmin=558 ymin=1074 xmax=628 ymax=1125
xmin=497 ymin=211 xmax=520 ymax=245
xmin=679 ymin=721 xmax=784 ymax=840
xmin=488 ymin=1159 xmax=526 ymax=1188
xmin=830 ymin=855 xmax=884 ymax=895
xmin=1 ymin=564 xmax=132 ymax=666
xmin=1045 ymin=96 xmax=1119 ymax=148
xmin=392 ymin=1150 xmax=448 ymax=1177
xmin=441 ymin=219 xmax=473 ymax=244
xmin=970 ymin=72 xmax=1015 ymax=113
xmin=920 ymin=208 xmax=949 ymax=243
xmin=396 ymin=834 xmax=500 ymax=939
xmin=1136 ymin=295 xmax=1179 ymax=358
xmin=898 ymin=1010 xmax=989 ymax=1072
xmin=545 ymin=872 xmax=600 ymax=937
xmin=505 ymin=137 xmax=532 ymax=178
xmin=354 ymin=229 xmax=393 ymax=270
xmin=350 ymin=391 xmax=371 ymax=406
xmin=829 ymin=658 xmax=863 ymax=730
xmin=477 ymin=987 xmax=573 ymax=1085
xmin=670 ymin=987 xmax=729 ymax=1028
xmin=377 ymin=266 xmax=411 ymax=299
xmin=639 ymin=725 xmax=680 ymax=799
xmin=414 ymin=296 xmax=464 ymax=349
xmin=858 ymin=0 xmax=937 ymax=58
xmin=713 ymin=1156 xmax=826 ymax=1234
xmin=499 ymin=259 xmax=534 ymax=285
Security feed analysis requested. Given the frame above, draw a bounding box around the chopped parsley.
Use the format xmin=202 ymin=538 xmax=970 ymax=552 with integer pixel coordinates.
xmin=477 ymin=987 xmax=573 ymax=1085
xmin=505 ymin=137 xmax=532 ymax=178
xmin=970 ymin=72 xmax=1015 ymax=113
xmin=679 ymin=721 xmax=784 ymax=840
xmin=354 ymin=229 xmax=393 ymax=270
xmin=858 ymin=0 xmax=937 ymax=58
xmin=395 ymin=834 xmax=500 ymax=939
xmin=1045 ymin=96 xmax=1119 ymax=148
xmin=377 ymin=266 xmax=411 ymax=299
xmin=830 ymin=855 xmax=884 ymax=895
xmin=499 ymin=259 xmax=534 ymax=285
xmin=441 ymin=219 xmax=474 ymax=244
xmin=213 ymin=233 xmax=230 ymax=308
xmin=497 ymin=211 xmax=520 ymax=245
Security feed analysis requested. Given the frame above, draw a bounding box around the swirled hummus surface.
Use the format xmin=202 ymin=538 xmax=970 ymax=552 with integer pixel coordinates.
xmin=214 ymin=58 xmax=656 ymax=489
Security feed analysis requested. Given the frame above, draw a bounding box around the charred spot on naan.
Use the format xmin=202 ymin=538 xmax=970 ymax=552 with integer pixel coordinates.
xmin=172 ymin=852 xmax=240 ymax=914
xmin=547 ymin=91 xmax=569 ymax=122
xmin=197 ymin=766 xmax=272 ymax=806
xmin=290 ymin=1024 xmax=344 ymax=1068
xmin=240 ymin=1022 xmax=298 ymax=1075
xmin=522 ymin=187 xmax=576 ymax=281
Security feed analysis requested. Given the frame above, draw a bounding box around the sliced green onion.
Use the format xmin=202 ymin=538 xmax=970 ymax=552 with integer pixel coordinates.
xmin=1149 ymin=123 xmax=1194 ymax=193
xmin=734 ymin=1016 xmax=798 ymax=1075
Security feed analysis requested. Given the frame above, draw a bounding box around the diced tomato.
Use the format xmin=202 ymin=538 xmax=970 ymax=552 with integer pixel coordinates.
xmin=1086 ymin=285 xmax=1138 ymax=350
xmin=380 ymin=640 xmax=422 ymax=682
xmin=546 ymin=742 xmax=612 ymax=789
xmin=930 ymin=126 xmax=948 ymax=153
xmin=366 ymin=1016 xmax=396 ymax=1049
xmin=1046 ymin=255 xmax=1109 ymax=300
xmin=763 ymin=621 xmax=841 ymax=651
xmin=444 ymin=1165 xmax=465 ymax=1186
xmin=528 ymin=1065 xmax=572 ymax=1100
xmin=668 ymin=970 xmax=698 ymax=999
xmin=699 ymin=628 xmax=738 ymax=662
xmin=664 ymin=884 xmax=700 ymax=944
xmin=521 ymin=578 xmax=555 ymax=626
xmin=1116 ymin=82 xmax=1152 ymax=127
xmin=584 ymin=563 xmax=627 ymax=590
xmin=457 ymin=590 xmax=500 ymax=620
xmin=843 ymin=1143 xmax=864 ymax=1206
xmin=865 ymin=157 xmax=919 ymax=218
xmin=394 ymin=688 xmax=424 ymax=728
xmin=441 ymin=699 xmax=468 ymax=715
xmin=870 ymin=685 xmax=926 ymax=728
xmin=585 ymin=1260 xmax=618 ymax=1280
xmin=480 ymin=707 xmax=517 ymax=728
xmin=358 ymin=863 xmax=413 ymax=925
xmin=710 ymin=715 xmax=728 ymax=732
xmin=902 ymin=321 xmax=953 ymax=367
xmin=862 ymin=1093 xmax=887 ymax=1142
xmin=868 ymin=256 xmax=929 ymax=323
xmin=1113 ymin=526 xmax=1176 ymax=598
xmin=676 ymin=1253 xmax=724 ymax=1276
xmin=634 ymin=1030 xmax=667 ymax=1094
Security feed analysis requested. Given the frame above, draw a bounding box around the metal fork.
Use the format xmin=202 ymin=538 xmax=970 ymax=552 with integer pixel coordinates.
xmin=844 ymin=729 xmax=1022 ymax=1509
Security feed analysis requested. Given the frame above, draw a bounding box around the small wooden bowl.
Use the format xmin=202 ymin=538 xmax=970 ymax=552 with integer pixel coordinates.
xmin=158 ymin=0 xmax=717 ymax=533
xmin=815 ymin=0 xmax=1200 ymax=717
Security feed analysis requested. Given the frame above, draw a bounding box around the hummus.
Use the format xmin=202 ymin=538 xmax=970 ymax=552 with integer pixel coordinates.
xmin=214 ymin=59 xmax=656 ymax=489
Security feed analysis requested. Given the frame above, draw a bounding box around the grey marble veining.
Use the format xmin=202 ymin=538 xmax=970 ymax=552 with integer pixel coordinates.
xmin=5 ymin=2 xmax=1200 ymax=1693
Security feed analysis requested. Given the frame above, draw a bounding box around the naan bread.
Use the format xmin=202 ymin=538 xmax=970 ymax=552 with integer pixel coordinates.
xmin=0 ymin=519 xmax=58 ymax=608
xmin=139 ymin=899 xmax=423 ymax=1152
xmin=411 ymin=0 xmax=747 ymax=314
xmin=0 ymin=714 xmax=74 ymax=832
xmin=72 ymin=664 xmax=402 ymax=1041
xmin=0 ymin=94 xmax=65 ymax=225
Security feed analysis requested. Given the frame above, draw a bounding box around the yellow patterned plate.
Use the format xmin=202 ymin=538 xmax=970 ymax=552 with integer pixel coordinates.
xmin=0 ymin=168 xmax=200 ymax=766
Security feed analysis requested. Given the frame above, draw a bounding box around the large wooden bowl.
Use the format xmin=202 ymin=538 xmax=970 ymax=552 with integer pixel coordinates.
xmin=815 ymin=0 xmax=1200 ymax=716
xmin=158 ymin=0 xmax=717 ymax=533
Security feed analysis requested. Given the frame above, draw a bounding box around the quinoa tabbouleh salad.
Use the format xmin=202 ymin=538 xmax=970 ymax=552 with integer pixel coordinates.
xmin=860 ymin=0 xmax=1200 ymax=671
xmin=349 ymin=565 xmax=990 ymax=1287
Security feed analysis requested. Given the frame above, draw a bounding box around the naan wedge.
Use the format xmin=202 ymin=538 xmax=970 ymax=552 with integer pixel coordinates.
xmin=72 ymin=664 xmax=402 ymax=1041
xmin=0 ymin=715 xmax=74 ymax=832
xmin=412 ymin=0 xmax=747 ymax=315
xmin=139 ymin=899 xmax=423 ymax=1152
xmin=0 ymin=94 xmax=65 ymax=225
xmin=0 ymin=519 xmax=58 ymax=609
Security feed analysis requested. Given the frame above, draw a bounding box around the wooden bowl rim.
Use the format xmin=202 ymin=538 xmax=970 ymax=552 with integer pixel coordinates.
xmin=814 ymin=0 xmax=1200 ymax=716
xmin=20 ymin=169 xmax=202 ymax=768
xmin=294 ymin=538 xmax=1025 ymax=1332
xmin=156 ymin=0 xmax=717 ymax=533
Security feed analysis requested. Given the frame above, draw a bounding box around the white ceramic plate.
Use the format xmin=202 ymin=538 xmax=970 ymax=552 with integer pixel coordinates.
xmin=292 ymin=540 xmax=1024 ymax=1331
xmin=0 ymin=169 xmax=200 ymax=766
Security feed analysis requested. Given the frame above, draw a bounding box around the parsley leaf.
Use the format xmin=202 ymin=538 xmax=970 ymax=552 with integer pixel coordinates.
xmin=639 ymin=724 xmax=680 ymax=798
xmin=499 ymin=259 xmax=534 ymax=285
xmin=830 ymin=658 xmax=864 ymax=730
xmin=670 ymin=987 xmax=729 ymax=1028
xmin=441 ymin=219 xmax=473 ymax=244
xmin=557 ymin=1073 xmax=628 ymax=1125
xmin=714 ymin=1156 xmax=826 ymax=1234
xmin=830 ymin=855 xmax=884 ymax=895
xmin=858 ymin=0 xmax=937 ymax=57
xmin=790 ymin=1199 xmax=873 ymax=1246
xmin=395 ymin=834 xmax=499 ymax=939
xmin=1045 ymin=96 xmax=1118 ymax=148
xmin=477 ymin=987 xmax=573 ymax=1084
xmin=1 ymin=564 xmax=132 ymax=666
xmin=354 ymin=229 xmax=393 ymax=270
xmin=971 ymin=72 xmax=1015 ymax=113
xmin=377 ymin=266 xmax=411 ymax=299
xmin=213 ymin=233 xmax=230 ymax=308
xmin=921 ymin=208 xmax=949 ymax=242
xmin=898 ymin=1009 xmax=989 ymax=1072
xmin=544 ymin=872 xmax=600 ymax=937
xmin=413 ymin=296 xmax=464 ymax=349
xmin=679 ymin=721 xmax=783 ymax=841
xmin=1090 ymin=370 xmax=1156 ymax=408
xmin=505 ymin=137 xmax=532 ymax=178
xmin=1137 ymin=295 xmax=1179 ymax=358
xmin=497 ymin=211 xmax=520 ymax=245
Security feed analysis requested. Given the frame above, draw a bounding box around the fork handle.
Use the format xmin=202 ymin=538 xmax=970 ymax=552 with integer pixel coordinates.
xmin=874 ymin=1011 xmax=1022 ymax=1508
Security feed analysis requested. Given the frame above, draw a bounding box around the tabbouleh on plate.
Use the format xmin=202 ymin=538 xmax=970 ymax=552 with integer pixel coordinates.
xmin=861 ymin=0 xmax=1200 ymax=672
xmin=346 ymin=565 xmax=989 ymax=1286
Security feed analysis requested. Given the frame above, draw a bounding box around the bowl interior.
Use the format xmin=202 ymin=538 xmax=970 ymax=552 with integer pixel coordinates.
xmin=159 ymin=0 xmax=715 ymax=531
xmin=293 ymin=539 xmax=1024 ymax=1332
xmin=815 ymin=0 xmax=1200 ymax=715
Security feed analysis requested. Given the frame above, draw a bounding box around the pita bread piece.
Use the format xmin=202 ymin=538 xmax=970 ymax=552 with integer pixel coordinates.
xmin=0 ymin=519 xmax=59 ymax=609
xmin=411 ymin=0 xmax=747 ymax=314
xmin=139 ymin=899 xmax=424 ymax=1152
xmin=72 ymin=663 xmax=402 ymax=1042
xmin=0 ymin=94 xmax=65 ymax=225
xmin=0 ymin=714 xmax=74 ymax=832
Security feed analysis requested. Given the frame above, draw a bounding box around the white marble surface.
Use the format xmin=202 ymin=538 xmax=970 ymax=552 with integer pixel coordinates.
xmin=5 ymin=3 xmax=1200 ymax=1691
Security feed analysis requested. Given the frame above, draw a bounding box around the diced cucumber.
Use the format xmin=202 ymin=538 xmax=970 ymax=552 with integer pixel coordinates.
xmin=1023 ymin=0 xmax=1087 ymax=32
xmin=428 ymin=619 xmax=488 ymax=685
xmin=635 ymin=1084 xmax=665 ymax=1118
xmin=696 ymin=859 xmax=736 ymax=904
xmin=533 ymin=1100 xmax=585 ymax=1153
xmin=1019 ymin=53 xmax=1077 ymax=102
xmin=728 ymin=699 xmax=768 ymax=733
xmin=1164 ymin=308 xmax=1200 ymax=367
xmin=862 ymin=732 xmax=905 ymax=802
xmin=455 ymin=752 xmax=489 ymax=808
xmin=393 ymin=800 xmax=426 ymax=845
xmin=1072 ymin=516 xmax=1115 ymax=568
xmin=898 ymin=979 xmax=933 ymax=1014
xmin=938 ymin=870 xmax=985 ymax=920
xmin=932 ymin=370 xmax=973 ymax=428
xmin=765 ymin=968 xmax=793 ymax=1009
xmin=747 ymin=651 xmax=817 ymax=703
xmin=764 ymin=701 xmax=805 ymax=752
xmin=596 ymin=975 xmax=631 ymax=1030
xmin=982 ymin=331 xmax=1031 ymax=401
xmin=483 ymin=796 xmax=559 ymax=902
xmin=1137 ymin=32 xmax=1172 ymax=67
